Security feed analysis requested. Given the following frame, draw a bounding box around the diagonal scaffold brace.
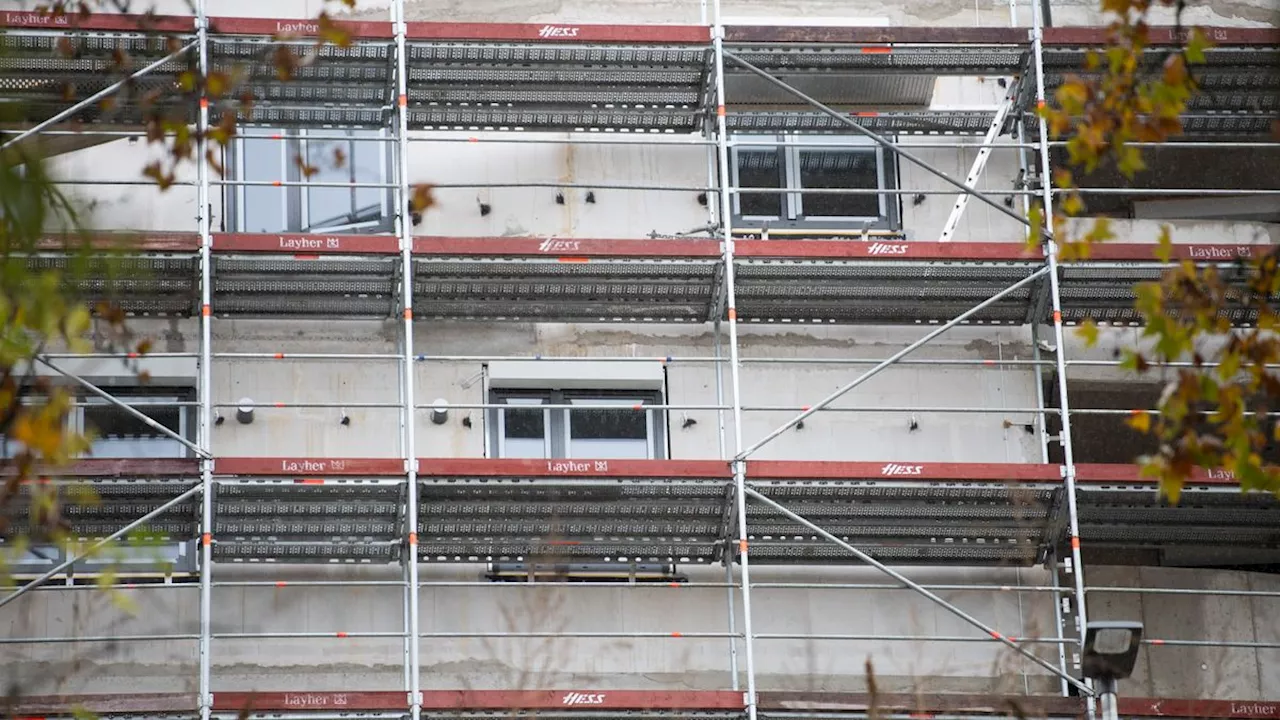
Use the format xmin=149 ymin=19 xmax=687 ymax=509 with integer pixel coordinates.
xmin=0 ymin=40 xmax=197 ymax=152
xmin=35 ymin=357 xmax=212 ymax=460
xmin=736 ymin=266 xmax=1050 ymax=461
xmin=744 ymin=487 xmax=1095 ymax=697
xmin=0 ymin=483 xmax=204 ymax=610
xmin=719 ymin=49 xmax=1039 ymax=235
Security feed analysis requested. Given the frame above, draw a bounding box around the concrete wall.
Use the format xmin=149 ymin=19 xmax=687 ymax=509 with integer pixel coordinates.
xmin=5 ymin=563 xmax=1279 ymax=700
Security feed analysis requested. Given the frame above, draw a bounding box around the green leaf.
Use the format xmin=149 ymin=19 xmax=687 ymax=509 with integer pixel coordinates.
xmin=1185 ymin=28 xmax=1211 ymax=65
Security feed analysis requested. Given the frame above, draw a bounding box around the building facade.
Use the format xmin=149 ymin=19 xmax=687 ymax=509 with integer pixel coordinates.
xmin=2 ymin=0 xmax=1279 ymax=718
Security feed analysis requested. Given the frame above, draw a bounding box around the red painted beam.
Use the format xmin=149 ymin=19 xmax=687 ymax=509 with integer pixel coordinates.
xmin=212 ymin=691 xmax=405 ymax=711
xmin=1043 ymin=26 xmax=1280 ymax=47
xmin=0 ymin=458 xmax=199 ymax=478
xmin=756 ymin=691 xmax=1079 ymax=716
xmin=0 ymin=10 xmax=193 ymax=32
xmin=414 ymin=236 xmax=721 ymax=260
xmin=209 ymin=16 xmax=394 ymax=39
xmin=12 ymin=693 xmax=1280 ymax=719
xmin=418 ymin=457 xmax=732 ymax=479
xmin=214 ymin=457 xmax=406 ymax=476
xmin=722 ymin=26 xmax=1027 ymax=45
xmin=1119 ymin=698 xmax=1280 ymax=719
xmin=404 ymin=22 xmax=709 ymax=44
xmin=747 ymin=461 xmax=1062 ymax=483
xmin=1085 ymin=243 xmax=1270 ymax=263
xmin=7 ymin=693 xmax=196 ymax=714
xmin=213 ymin=233 xmax=399 ymax=256
xmin=419 ymin=690 xmax=744 ymax=710
xmin=734 ymin=240 xmax=1043 ymax=262
xmin=1074 ymin=463 xmax=1243 ymax=487
xmin=33 ymin=233 xmax=201 ymax=253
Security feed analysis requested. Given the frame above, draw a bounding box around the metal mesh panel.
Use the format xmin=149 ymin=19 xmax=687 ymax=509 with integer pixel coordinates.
xmin=732 ymin=260 xmax=1040 ymax=325
xmin=407 ymin=42 xmax=707 ymax=66
xmin=728 ymin=110 xmax=1000 ymax=135
xmin=417 ymin=539 xmax=718 ymax=563
xmin=742 ymin=541 xmax=1042 ymax=564
xmin=408 ymin=105 xmax=701 ymax=132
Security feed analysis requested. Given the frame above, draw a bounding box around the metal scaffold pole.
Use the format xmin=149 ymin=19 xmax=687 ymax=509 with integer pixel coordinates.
xmin=1030 ymin=0 xmax=1092 ymax=709
xmin=712 ymin=0 xmax=759 ymax=713
xmin=195 ymin=1 xmax=215 ymax=717
xmin=393 ymin=0 xmax=423 ymax=715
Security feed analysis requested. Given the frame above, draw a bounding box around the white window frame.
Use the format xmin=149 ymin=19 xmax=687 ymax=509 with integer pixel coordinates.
xmin=229 ymin=126 xmax=394 ymax=235
xmin=488 ymin=389 xmax=668 ymax=460
xmin=731 ymin=133 xmax=900 ymax=231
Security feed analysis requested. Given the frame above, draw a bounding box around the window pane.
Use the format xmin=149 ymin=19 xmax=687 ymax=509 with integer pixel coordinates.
xmin=797 ymin=149 xmax=881 ymax=218
xmin=305 ymin=130 xmax=384 ymax=231
xmin=83 ymin=400 xmax=185 ymax=458
xmin=568 ymin=399 xmax=649 ymax=459
xmin=501 ymin=399 xmax=547 ymax=459
xmin=736 ymin=149 xmax=784 ymax=218
xmin=241 ymin=132 xmax=286 ymax=232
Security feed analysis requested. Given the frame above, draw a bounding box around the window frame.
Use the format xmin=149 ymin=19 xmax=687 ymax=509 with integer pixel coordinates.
xmin=68 ymin=389 xmax=196 ymax=459
xmin=227 ymin=126 xmax=395 ymax=235
xmin=487 ymin=388 xmax=668 ymax=460
xmin=730 ymin=133 xmax=901 ymax=231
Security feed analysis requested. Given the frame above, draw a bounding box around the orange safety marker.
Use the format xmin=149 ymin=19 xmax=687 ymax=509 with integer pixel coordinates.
xmin=408 ymin=532 xmax=418 ymax=546
xmin=202 ymin=533 xmax=212 ymax=546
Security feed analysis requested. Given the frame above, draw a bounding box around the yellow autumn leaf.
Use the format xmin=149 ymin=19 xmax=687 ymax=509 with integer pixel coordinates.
xmin=1075 ymin=318 xmax=1100 ymax=347
xmin=1126 ymin=410 xmax=1152 ymax=433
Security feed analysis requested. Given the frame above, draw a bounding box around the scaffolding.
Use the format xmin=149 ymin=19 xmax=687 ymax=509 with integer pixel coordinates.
xmin=1 ymin=1 xmax=1279 ymax=719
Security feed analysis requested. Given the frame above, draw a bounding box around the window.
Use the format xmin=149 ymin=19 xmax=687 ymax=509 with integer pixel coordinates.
xmin=732 ymin=134 xmax=900 ymax=231
xmin=0 ymin=387 xmax=195 ymax=460
xmin=228 ymin=127 xmax=394 ymax=234
xmin=489 ymin=389 xmax=667 ymax=460
xmin=70 ymin=390 xmax=196 ymax=459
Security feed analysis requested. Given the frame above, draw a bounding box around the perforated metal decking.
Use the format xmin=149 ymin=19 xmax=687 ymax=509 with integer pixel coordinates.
xmin=19 ymin=456 xmax=1275 ymax=568
xmin=2 ymin=17 xmax=1277 ymax=136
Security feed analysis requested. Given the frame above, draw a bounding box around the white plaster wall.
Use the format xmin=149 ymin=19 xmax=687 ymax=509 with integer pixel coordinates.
xmin=5 ymin=563 xmax=1278 ymax=700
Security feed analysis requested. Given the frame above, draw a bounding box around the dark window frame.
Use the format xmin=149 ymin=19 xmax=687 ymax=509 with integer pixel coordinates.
xmin=731 ymin=133 xmax=902 ymax=231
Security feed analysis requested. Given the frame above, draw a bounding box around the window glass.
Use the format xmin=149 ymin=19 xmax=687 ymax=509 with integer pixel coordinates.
xmin=500 ymin=398 xmax=548 ymax=459
xmin=796 ymin=148 xmax=881 ymax=218
xmin=304 ymin=130 xmax=385 ymax=232
xmin=736 ymin=149 xmax=785 ymax=218
xmin=567 ymin=398 xmax=650 ymax=459
xmin=240 ymin=129 xmax=286 ymax=233
xmin=82 ymin=398 xmax=185 ymax=458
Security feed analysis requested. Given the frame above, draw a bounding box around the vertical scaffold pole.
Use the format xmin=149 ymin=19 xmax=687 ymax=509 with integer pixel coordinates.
xmin=712 ymin=0 xmax=759 ymax=714
xmin=1030 ymin=3 xmax=1092 ymax=710
xmin=393 ymin=0 xmax=423 ymax=716
xmin=195 ymin=1 xmax=214 ymax=717
xmin=704 ymin=81 xmax=739 ymax=689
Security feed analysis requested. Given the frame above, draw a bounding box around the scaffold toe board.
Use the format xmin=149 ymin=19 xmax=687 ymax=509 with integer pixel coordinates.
xmin=411 ymin=237 xmax=722 ymax=323
xmin=732 ymin=240 xmax=1044 ymax=326
xmin=25 ymin=234 xmax=201 ymax=318
xmin=1073 ymin=464 xmax=1280 ymax=565
xmin=211 ymin=457 xmax=407 ymax=563
xmin=416 ymin=458 xmax=732 ymax=564
xmin=11 ymin=691 xmax=1280 ymax=720
xmin=1055 ymin=243 xmax=1272 ymax=327
xmin=0 ymin=459 xmax=201 ymax=544
xmin=210 ymin=233 xmax=402 ymax=319
xmin=742 ymin=461 xmax=1061 ymax=565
